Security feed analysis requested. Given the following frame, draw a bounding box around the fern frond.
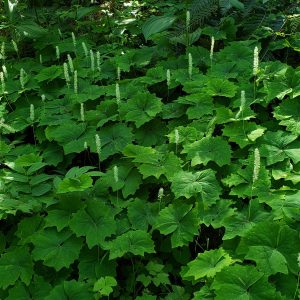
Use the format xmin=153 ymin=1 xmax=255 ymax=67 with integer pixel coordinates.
xmin=288 ymin=14 xmax=300 ymax=32
xmin=190 ymin=0 xmax=219 ymax=27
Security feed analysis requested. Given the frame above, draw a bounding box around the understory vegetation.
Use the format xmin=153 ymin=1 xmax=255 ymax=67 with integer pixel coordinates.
xmin=1 ymin=0 xmax=300 ymax=299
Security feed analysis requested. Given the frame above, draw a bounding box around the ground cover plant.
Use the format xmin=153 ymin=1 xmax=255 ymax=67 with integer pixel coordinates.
xmin=1 ymin=0 xmax=300 ymax=299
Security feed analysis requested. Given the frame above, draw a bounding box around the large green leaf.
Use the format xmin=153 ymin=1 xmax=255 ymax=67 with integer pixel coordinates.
xmin=222 ymin=122 xmax=266 ymax=148
xmin=205 ymin=78 xmax=237 ymax=97
xmin=212 ymin=265 xmax=278 ymax=300
xmin=274 ymin=98 xmax=300 ymax=135
xmin=120 ymin=92 xmax=162 ymax=128
xmin=69 ymin=199 xmax=117 ymax=248
xmin=44 ymin=280 xmax=92 ymax=300
xmin=31 ymin=228 xmax=83 ymax=270
xmin=92 ymin=123 xmax=134 ymax=160
xmin=56 ymin=174 xmax=93 ymax=193
xmin=78 ymin=247 xmax=117 ymax=282
xmin=123 ymin=145 xmax=182 ymax=180
xmin=175 ymin=94 xmax=214 ymax=119
xmin=0 ymin=247 xmax=34 ymax=289
xmin=238 ymin=222 xmax=300 ymax=275
xmin=128 ymin=198 xmax=157 ymax=231
xmin=100 ymin=162 xmax=142 ymax=198
xmin=182 ymin=248 xmax=234 ymax=280
xmin=260 ymin=131 xmax=300 ymax=165
xmin=104 ymin=230 xmax=155 ymax=259
xmin=45 ymin=121 xmax=86 ymax=144
xmin=171 ymin=170 xmax=221 ymax=206
xmin=142 ymin=15 xmax=176 ymax=40
xmin=182 ymin=136 xmax=231 ymax=167
xmin=154 ymin=202 xmax=199 ymax=248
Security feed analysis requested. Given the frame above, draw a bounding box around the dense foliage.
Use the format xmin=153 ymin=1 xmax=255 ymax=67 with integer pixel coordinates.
xmin=1 ymin=0 xmax=300 ymax=299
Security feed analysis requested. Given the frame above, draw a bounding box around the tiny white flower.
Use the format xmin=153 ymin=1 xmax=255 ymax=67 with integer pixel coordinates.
xmin=96 ymin=51 xmax=101 ymax=72
xmin=1 ymin=42 xmax=5 ymax=60
xmin=0 ymin=118 xmax=15 ymax=132
xmin=235 ymin=90 xmax=246 ymax=119
xmin=55 ymin=46 xmax=60 ymax=60
xmin=84 ymin=141 xmax=88 ymax=150
xmin=210 ymin=36 xmax=215 ymax=61
xmin=186 ymin=10 xmax=190 ymax=30
xmin=188 ymin=53 xmax=193 ymax=79
xmin=82 ymin=42 xmax=88 ymax=57
xmin=166 ymin=69 xmax=171 ymax=87
xmin=67 ymin=54 xmax=74 ymax=73
xmin=253 ymin=46 xmax=259 ymax=76
xmin=74 ymin=70 xmax=78 ymax=94
xmin=80 ymin=103 xmax=85 ymax=122
xmin=30 ymin=104 xmax=35 ymax=122
xmin=117 ymin=66 xmax=121 ymax=81
xmin=0 ymin=72 xmax=5 ymax=94
xmin=71 ymin=32 xmax=76 ymax=48
xmin=113 ymin=165 xmax=119 ymax=183
xmin=2 ymin=65 xmax=8 ymax=78
xmin=20 ymin=68 xmax=26 ymax=89
xmin=158 ymin=187 xmax=164 ymax=200
xmin=116 ymin=83 xmax=120 ymax=104
xmin=174 ymin=129 xmax=179 ymax=145
xmin=41 ymin=94 xmax=46 ymax=102
xmin=90 ymin=49 xmax=95 ymax=71
xmin=95 ymin=134 xmax=101 ymax=157
xmin=12 ymin=40 xmax=18 ymax=54
xmin=253 ymin=148 xmax=260 ymax=183
xmin=63 ymin=63 xmax=70 ymax=87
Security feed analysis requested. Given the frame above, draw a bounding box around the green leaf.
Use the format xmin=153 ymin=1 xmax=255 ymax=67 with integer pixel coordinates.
xmin=154 ymin=202 xmax=199 ymax=248
xmin=237 ymin=222 xmax=300 ymax=275
xmin=16 ymin=21 xmax=47 ymax=38
xmin=212 ymin=265 xmax=278 ymax=300
xmin=123 ymin=145 xmax=182 ymax=180
xmin=45 ymin=121 xmax=86 ymax=145
xmin=0 ymin=247 xmax=34 ymax=289
xmin=205 ymin=78 xmax=237 ymax=97
xmin=93 ymin=276 xmax=117 ymax=296
xmin=45 ymin=196 xmax=84 ymax=231
xmin=35 ymin=65 xmax=63 ymax=82
xmin=222 ymin=199 xmax=271 ymax=240
xmin=222 ymin=122 xmax=266 ymax=148
xmin=274 ymin=98 xmax=300 ymax=135
xmin=6 ymin=281 xmax=31 ymax=300
xmin=120 ymin=92 xmax=162 ymax=127
xmin=260 ymin=191 xmax=300 ymax=221
xmin=182 ymin=248 xmax=234 ymax=280
xmin=78 ymin=247 xmax=117 ymax=281
xmin=45 ymin=280 xmax=92 ymax=300
xmin=171 ymin=170 xmax=221 ymax=206
xmin=229 ymin=0 xmax=244 ymax=10
xmin=57 ymin=173 xmax=93 ymax=193
xmin=175 ymin=94 xmax=214 ymax=119
xmin=31 ymin=228 xmax=83 ymax=270
xmin=128 ymin=199 xmax=157 ymax=231
xmin=222 ymin=153 xmax=271 ymax=198
xmin=142 ymin=15 xmax=176 ymax=40
xmin=104 ymin=230 xmax=155 ymax=259
xmin=198 ymin=199 xmax=236 ymax=228
xmin=182 ymin=136 xmax=231 ymax=167
xmin=260 ymin=131 xmax=300 ymax=165
xmin=101 ymin=162 xmax=142 ymax=198
xmin=93 ymin=123 xmax=133 ymax=160
xmin=69 ymin=199 xmax=117 ymax=248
